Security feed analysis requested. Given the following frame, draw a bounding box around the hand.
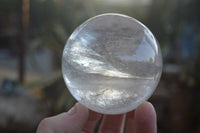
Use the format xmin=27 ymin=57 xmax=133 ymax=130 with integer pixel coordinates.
xmin=36 ymin=101 xmax=156 ymax=133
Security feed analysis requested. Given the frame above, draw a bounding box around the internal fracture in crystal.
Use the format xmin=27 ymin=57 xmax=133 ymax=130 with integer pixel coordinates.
xmin=62 ymin=13 xmax=162 ymax=114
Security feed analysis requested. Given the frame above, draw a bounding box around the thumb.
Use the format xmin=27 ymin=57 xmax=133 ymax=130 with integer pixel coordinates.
xmin=37 ymin=103 xmax=89 ymax=133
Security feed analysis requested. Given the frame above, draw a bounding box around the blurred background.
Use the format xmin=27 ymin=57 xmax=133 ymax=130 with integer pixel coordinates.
xmin=0 ymin=0 xmax=200 ymax=132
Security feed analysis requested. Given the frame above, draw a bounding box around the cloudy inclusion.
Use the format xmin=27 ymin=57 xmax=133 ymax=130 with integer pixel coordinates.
xmin=62 ymin=13 xmax=162 ymax=114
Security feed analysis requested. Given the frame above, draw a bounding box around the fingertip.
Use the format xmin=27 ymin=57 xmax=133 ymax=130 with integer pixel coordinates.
xmin=66 ymin=103 xmax=89 ymax=127
xmin=136 ymin=101 xmax=156 ymax=116
xmin=76 ymin=103 xmax=89 ymax=117
xmin=135 ymin=101 xmax=157 ymax=133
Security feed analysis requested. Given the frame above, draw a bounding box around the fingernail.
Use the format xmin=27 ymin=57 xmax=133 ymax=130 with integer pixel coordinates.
xmin=67 ymin=104 xmax=77 ymax=115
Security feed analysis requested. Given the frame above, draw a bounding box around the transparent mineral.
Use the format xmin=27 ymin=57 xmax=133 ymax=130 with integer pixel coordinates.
xmin=62 ymin=13 xmax=162 ymax=114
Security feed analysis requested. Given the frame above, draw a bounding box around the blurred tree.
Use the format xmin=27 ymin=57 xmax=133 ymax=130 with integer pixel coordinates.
xmin=29 ymin=0 xmax=92 ymax=69
xmin=19 ymin=0 xmax=29 ymax=83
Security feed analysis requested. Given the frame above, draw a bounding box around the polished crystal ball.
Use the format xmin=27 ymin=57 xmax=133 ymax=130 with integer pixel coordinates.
xmin=62 ymin=13 xmax=162 ymax=114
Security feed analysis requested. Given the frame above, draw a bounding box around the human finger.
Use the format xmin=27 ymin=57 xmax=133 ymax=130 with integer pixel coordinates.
xmin=36 ymin=103 xmax=89 ymax=133
xmin=134 ymin=101 xmax=157 ymax=133
xmin=125 ymin=110 xmax=135 ymax=133
xmin=98 ymin=114 xmax=125 ymax=133
xmin=82 ymin=110 xmax=102 ymax=133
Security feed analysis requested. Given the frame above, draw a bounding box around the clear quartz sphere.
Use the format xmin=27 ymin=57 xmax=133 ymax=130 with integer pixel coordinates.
xmin=62 ymin=13 xmax=162 ymax=114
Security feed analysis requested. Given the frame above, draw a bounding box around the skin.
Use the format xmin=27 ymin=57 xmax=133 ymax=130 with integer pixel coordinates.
xmin=36 ymin=101 xmax=156 ymax=133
